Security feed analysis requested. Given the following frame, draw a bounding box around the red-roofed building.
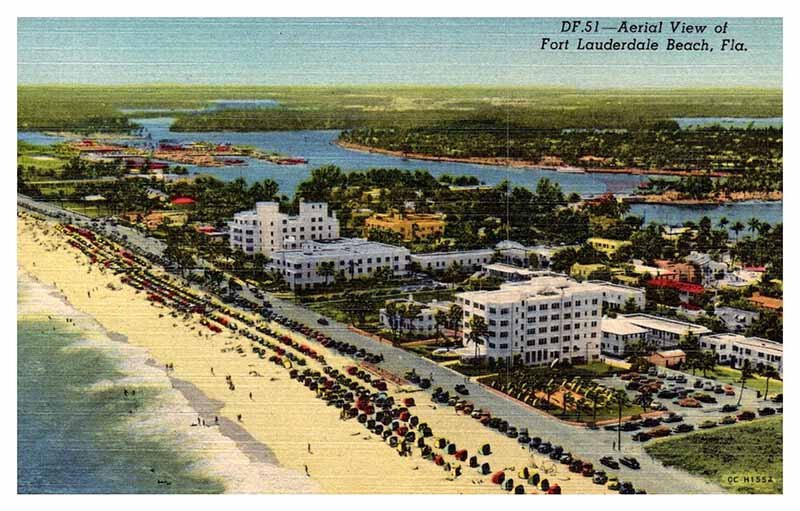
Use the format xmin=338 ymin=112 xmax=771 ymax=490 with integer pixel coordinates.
xmin=648 ymin=278 xmax=705 ymax=302
xmin=171 ymin=196 xmax=196 ymax=206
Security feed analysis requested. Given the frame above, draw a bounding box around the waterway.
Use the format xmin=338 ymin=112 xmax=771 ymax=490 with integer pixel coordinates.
xmin=18 ymin=117 xmax=782 ymax=227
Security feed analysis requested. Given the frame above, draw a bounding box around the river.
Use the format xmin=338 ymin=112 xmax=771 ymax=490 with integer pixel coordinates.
xmin=18 ymin=117 xmax=782 ymax=227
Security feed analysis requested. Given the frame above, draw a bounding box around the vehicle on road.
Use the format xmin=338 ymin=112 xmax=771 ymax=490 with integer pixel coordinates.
xmin=317 ymin=317 xmax=329 ymax=326
xmin=721 ymin=404 xmax=739 ymax=413
xmin=698 ymin=420 xmax=718 ymax=429
xmin=619 ymin=457 xmax=640 ymax=470
xmin=454 ymin=384 xmax=470 ymax=395
xmin=593 ymin=471 xmax=608 ymax=485
xmin=662 ymin=413 xmax=683 ymax=423
xmin=758 ymin=407 xmax=776 ymax=416
xmin=673 ymin=423 xmax=694 ymax=433
xmin=719 ymin=415 xmax=737 ymax=425
xmin=600 ymin=456 xmax=620 ymax=470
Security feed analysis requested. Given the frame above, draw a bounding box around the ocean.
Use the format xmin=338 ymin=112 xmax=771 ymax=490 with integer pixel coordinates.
xmin=17 ymin=272 xmax=315 ymax=494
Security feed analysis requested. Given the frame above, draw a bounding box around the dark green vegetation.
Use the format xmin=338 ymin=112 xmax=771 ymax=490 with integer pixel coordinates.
xmin=341 ymin=124 xmax=782 ymax=187
xmin=645 ymin=417 xmax=782 ymax=494
xmin=18 ymin=85 xmax=782 ymax=133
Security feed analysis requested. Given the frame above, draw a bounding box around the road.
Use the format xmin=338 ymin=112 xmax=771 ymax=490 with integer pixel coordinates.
xmin=18 ymin=193 xmax=733 ymax=494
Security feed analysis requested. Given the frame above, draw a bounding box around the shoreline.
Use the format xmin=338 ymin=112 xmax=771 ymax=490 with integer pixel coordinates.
xmin=335 ymin=140 xmax=739 ymax=179
xmin=17 ymin=211 xmax=609 ymax=494
xmin=18 ymin=269 xmax=317 ymax=494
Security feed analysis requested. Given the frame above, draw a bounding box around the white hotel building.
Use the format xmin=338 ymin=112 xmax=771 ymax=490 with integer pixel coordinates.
xmin=409 ymin=249 xmax=494 ymax=272
xmin=456 ymin=277 xmax=603 ymax=366
xmin=267 ymin=238 xmax=411 ymax=291
xmin=228 ymin=202 xmax=340 ymax=256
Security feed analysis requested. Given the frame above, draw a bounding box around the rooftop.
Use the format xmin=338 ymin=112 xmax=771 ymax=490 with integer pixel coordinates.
xmin=601 ymin=317 xmax=648 ymax=336
xmin=620 ymin=313 xmax=711 ymax=336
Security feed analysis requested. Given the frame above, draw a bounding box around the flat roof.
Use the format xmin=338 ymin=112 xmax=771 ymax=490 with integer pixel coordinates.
xmin=621 ymin=313 xmax=711 ymax=335
xmin=601 ymin=318 xmax=648 ymax=336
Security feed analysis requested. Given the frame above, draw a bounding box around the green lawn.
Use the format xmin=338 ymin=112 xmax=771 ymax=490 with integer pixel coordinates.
xmin=645 ymin=417 xmax=782 ymax=494
xmin=694 ymin=365 xmax=783 ymax=398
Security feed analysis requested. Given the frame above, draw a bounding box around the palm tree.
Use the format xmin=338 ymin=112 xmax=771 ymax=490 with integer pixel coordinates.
xmin=701 ymin=351 xmax=717 ymax=378
xmin=611 ymin=389 xmax=629 ymax=451
xmin=736 ymin=360 xmax=754 ymax=407
xmin=717 ymin=217 xmax=729 ymax=230
xmin=317 ymin=261 xmax=335 ymax=286
xmin=466 ymin=316 xmax=489 ymax=361
xmin=544 ymin=381 xmax=558 ymax=410
xmin=562 ymin=391 xmax=575 ymax=417
xmin=447 ymin=304 xmax=463 ymax=339
xmin=586 ymin=388 xmax=600 ymax=423
xmin=434 ymin=310 xmax=448 ymax=345
xmin=747 ymin=218 xmax=761 ymax=237
xmin=762 ymin=366 xmax=780 ymax=401
xmin=575 ymin=398 xmax=588 ymax=421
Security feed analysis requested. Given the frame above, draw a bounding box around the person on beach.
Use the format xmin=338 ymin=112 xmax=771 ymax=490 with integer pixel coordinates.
xmin=304 ymin=465 xmax=310 ymax=477
xmin=237 ymin=414 xmax=242 ymax=422
xmin=210 ymin=367 xmax=214 ymax=376
xmin=249 ymin=392 xmax=253 ymax=400
xmin=307 ymin=443 xmax=312 ymax=454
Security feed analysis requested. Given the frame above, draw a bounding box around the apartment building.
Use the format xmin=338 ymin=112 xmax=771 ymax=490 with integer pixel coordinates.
xmin=600 ymin=317 xmax=648 ymax=356
xmin=379 ymin=298 xmax=455 ymax=335
xmin=410 ymin=249 xmax=494 ymax=272
xmin=456 ymin=277 xmax=603 ymax=366
xmin=364 ymin=212 xmax=446 ymax=240
xmin=267 ymin=238 xmax=410 ymax=290
xmin=588 ymin=281 xmax=646 ymax=311
xmin=700 ymin=333 xmax=783 ymax=376
xmin=228 ymin=202 xmax=339 ymax=256
xmin=616 ymin=313 xmax=711 ymax=348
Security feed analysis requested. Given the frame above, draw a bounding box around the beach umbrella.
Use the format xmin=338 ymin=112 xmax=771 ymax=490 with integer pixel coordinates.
xmin=491 ymin=471 xmax=505 ymax=485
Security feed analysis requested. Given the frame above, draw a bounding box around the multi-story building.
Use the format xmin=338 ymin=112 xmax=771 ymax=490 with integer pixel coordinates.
xmin=267 ymin=238 xmax=410 ymax=290
xmin=456 ymin=277 xmax=603 ymax=366
xmin=410 ymin=249 xmax=494 ymax=273
xmin=600 ymin=317 xmax=648 ymax=357
xmin=588 ymin=281 xmax=646 ymax=311
xmin=483 ymin=263 xmax=565 ymax=282
xmin=700 ymin=333 xmax=783 ymax=376
xmin=228 ymin=202 xmax=339 ymax=256
xmin=364 ymin=212 xmax=446 ymax=240
xmin=616 ymin=313 xmax=711 ymax=348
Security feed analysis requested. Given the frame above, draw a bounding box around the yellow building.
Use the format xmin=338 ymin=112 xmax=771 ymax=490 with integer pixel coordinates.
xmin=364 ymin=212 xmax=446 ymax=240
xmin=587 ymin=237 xmax=632 ymax=256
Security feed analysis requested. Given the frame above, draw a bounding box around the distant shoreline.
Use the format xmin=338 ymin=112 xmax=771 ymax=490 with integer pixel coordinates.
xmin=335 ymin=140 xmax=734 ymax=178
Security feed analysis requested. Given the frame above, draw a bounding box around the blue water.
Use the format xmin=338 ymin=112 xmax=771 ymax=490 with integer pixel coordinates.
xmin=17 ymin=282 xmax=226 ymax=493
xmin=17 ymin=117 xmax=782 ymax=227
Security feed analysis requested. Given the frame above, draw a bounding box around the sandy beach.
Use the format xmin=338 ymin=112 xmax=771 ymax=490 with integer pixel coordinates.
xmin=18 ymin=212 xmax=608 ymax=494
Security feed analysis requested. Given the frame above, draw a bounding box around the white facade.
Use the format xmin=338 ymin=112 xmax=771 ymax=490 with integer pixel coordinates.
xmin=267 ymin=238 xmax=410 ymax=290
xmin=410 ymin=249 xmax=494 ymax=272
xmin=588 ymin=281 xmax=646 ymax=311
xmin=618 ymin=313 xmax=711 ymax=348
xmin=228 ymin=202 xmax=339 ymax=256
xmin=700 ymin=333 xmax=783 ymax=376
xmin=600 ymin=317 xmax=648 ymax=357
xmin=456 ymin=277 xmax=603 ymax=366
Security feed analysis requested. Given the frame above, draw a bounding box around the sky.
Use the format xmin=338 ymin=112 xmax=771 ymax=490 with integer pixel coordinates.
xmin=17 ymin=18 xmax=782 ymax=88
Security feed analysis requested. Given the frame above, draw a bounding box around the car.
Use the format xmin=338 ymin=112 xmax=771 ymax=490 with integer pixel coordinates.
xmin=537 ymin=442 xmax=553 ymax=454
xmin=641 ymin=417 xmax=661 ymax=428
xmin=698 ymin=420 xmax=717 ymax=429
xmin=675 ymin=375 xmax=687 ymax=384
xmin=662 ymin=413 xmax=683 ymax=423
xmin=650 ymin=401 xmax=668 ymax=411
xmin=506 ymin=426 xmax=519 ymax=438
xmin=647 ymin=367 xmax=657 ymax=376
xmin=722 ymin=404 xmax=739 ymax=413
xmin=607 ymin=481 xmax=621 ymax=491
xmin=632 ymin=432 xmax=651 ymax=442
xmin=600 ymin=456 xmax=620 ymax=470
xmin=666 ymin=374 xmax=677 ymax=381
xmin=454 ymin=384 xmax=470 ymax=396
xmin=419 ymin=378 xmax=431 ymax=389
xmin=737 ymin=411 xmax=756 ymax=421
xmin=673 ymin=423 xmax=694 ymax=433
xmin=569 ymin=460 xmax=583 ymax=473
xmin=658 ymin=390 xmax=678 ymax=399
xmin=657 ymin=372 xmax=667 ymax=379
xmin=713 ymin=385 xmax=725 ymax=394
xmin=581 ymin=463 xmax=595 ymax=477
xmin=724 ymin=388 xmax=736 ymax=396
xmin=518 ymin=435 xmax=530 ymax=444
xmin=694 ymin=393 xmax=718 ymax=404
xmin=619 ymin=457 xmax=640 ymax=470
xmin=758 ymin=407 xmax=776 ymax=416
xmin=647 ymin=426 xmax=671 ymax=438
xmin=620 ymin=421 xmax=641 ymax=432
xmin=703 ymin=382 xmax=714 ymax=391
xmin=592 ymin=471 xmax=608 ymax=485
xmin=529 ymin=437 xmax=542 ymax=449
xmin=719 ymin=415 xmax=737 ymax=425
xmin=618 ymin=481 xmax=636 ymax=494
xmin=693 ymin=379 xmax=704 ymax=389
xmin=559 ymin=453 xmax=573 ymax=465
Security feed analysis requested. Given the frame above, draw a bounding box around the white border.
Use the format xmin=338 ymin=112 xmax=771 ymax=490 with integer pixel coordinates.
xmin=3 ymin=2 xmax=794 ymax=511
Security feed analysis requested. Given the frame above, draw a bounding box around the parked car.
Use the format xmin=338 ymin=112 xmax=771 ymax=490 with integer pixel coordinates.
xmin=703 ymin=382 xmax=714 ymax=391
xmin=316 ymin=317 xmax=329 ymax=326
xmin=719 ymin=415 xmax=737 ymax=425
xmin=662 ymin=413 xmax=683 ymax=423
xmin=454 ymin=384 xmax=470 ymax=395
xmin=632 ymin=432 xmax=651 ymax=442
xmin=737 ymin=411 xmax=756 ymax=421
xmin=713 ymin=385 xmax=725 ymax=394
xmin=592 ymin=471 xmax=608 ymax=485
xmin=698 ymin=420 xmax=717 ymax=429
xmin=600 ymin=456 xmax=620 ymax=470
xmin=641 ymin=417 xmax=661 ymax=428
xmin=619 ymin=457 xmax=640 ymax=470
xmin=619 ymin=481 xmax=636 ymax=494
xmin=694 ymin=379 xmax=704 ymax=389
xmin=758 ymin=407 xmax=776 ymax=416
xmin=721 ymin=404 xmax=739 ymax=413
xmin=673 ymin=423 xmax=694 ymax=433
xmin=559 ymin=453 xmax=573 ymax=465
